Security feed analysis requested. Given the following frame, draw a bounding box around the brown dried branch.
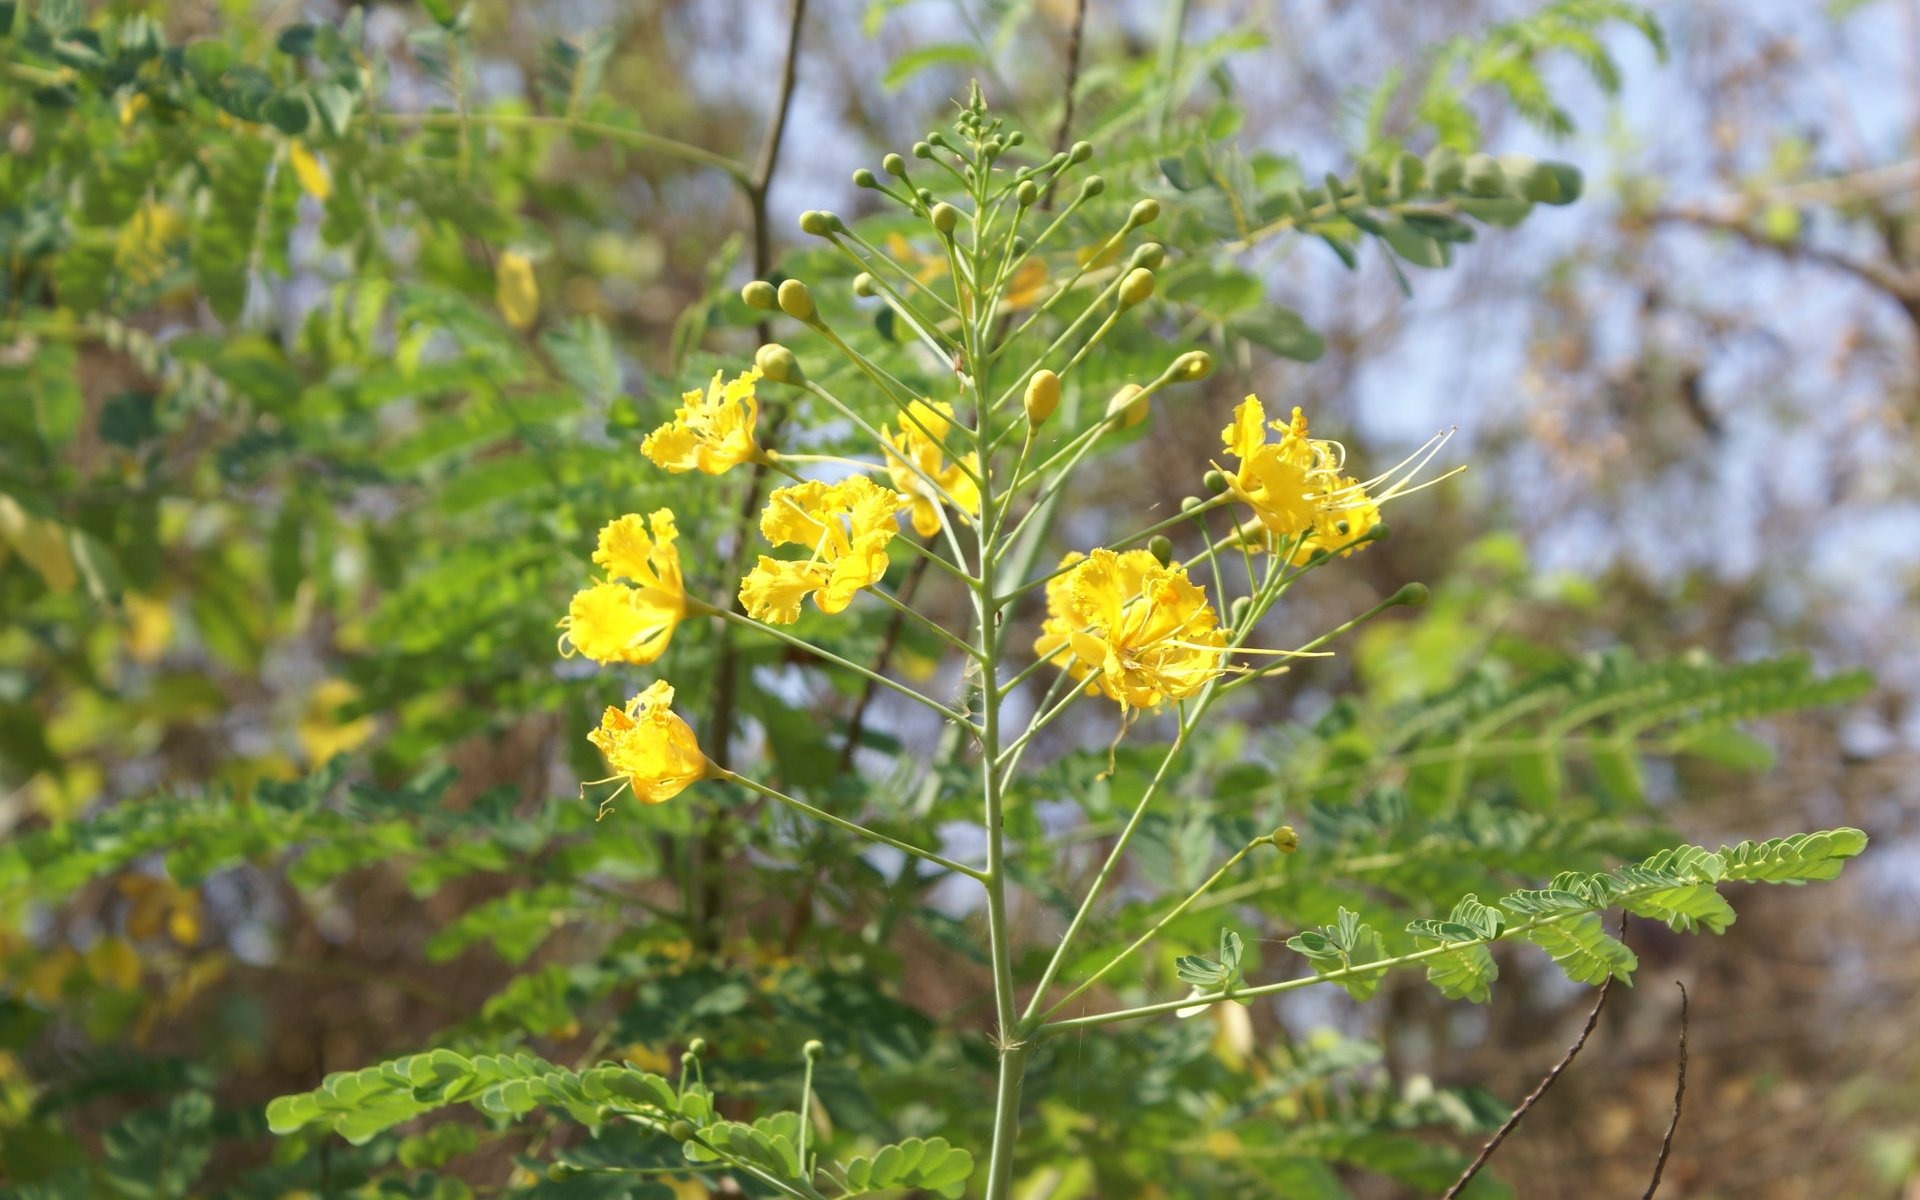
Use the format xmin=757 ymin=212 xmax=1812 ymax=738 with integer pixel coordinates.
xmin=1642 ymin=980 xmax=1691 ymax=1199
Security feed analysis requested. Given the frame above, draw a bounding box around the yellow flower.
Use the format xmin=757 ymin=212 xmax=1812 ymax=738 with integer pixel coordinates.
xmin=1033 ymin=548 xmax=1227 ymax=710
xmin=559 ymin=510 xmax=686 ymax=665
xmin=739 ymin=476 xmax=901 ymax=623
xmin=1216 ymin=396 xmax=1440 ymax=562
xmin=496 ymin=250 xmax=540 ymax=331
xmin=114 ymin=200 xmax=185 ymax=288
xmin=642 ymin=367 xmax=765 ymax=475
xmin=288 ymin=140 xmax=331 ymax=201
xmin=882 ymin=400 xmax=980 ymax=537
xmin=588 ymin=681 xmax=707 ymax=809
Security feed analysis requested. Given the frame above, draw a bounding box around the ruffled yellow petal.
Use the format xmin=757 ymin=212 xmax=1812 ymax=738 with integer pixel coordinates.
xmin=740 ymin=557 xmax=825 ymax=625
xmin=883 ymin=400 xmax=979 ymax=538
xmin=747 ymin=476 xmax=902 ymax=619
xmin=588 ymin=681 xmax=706 ymax=807
xmin=643 ymin=367 xmax=763 ymax=474
xmin=1033 ymin=548 xmax=1226 ymax=710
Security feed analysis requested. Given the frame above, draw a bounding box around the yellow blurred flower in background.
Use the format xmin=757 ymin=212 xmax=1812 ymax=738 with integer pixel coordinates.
xmin=642 ymin=366 xmax=765 ymax=475
xmin=883 ymin=399 xmax=979 ymax=536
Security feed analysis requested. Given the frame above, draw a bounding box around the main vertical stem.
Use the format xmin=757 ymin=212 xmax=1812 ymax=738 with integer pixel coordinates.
xmin=968 ymin=147 xmax=1026 ymax=1200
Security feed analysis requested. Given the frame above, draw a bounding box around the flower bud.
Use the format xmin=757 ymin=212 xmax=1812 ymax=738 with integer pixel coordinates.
xmin=668 ymin=1120 xmax=697 ymax=1143
xmin=803 ymin=1039 xmax=825 ymax=1060
xmin=1169 ymin=350 xmax=1212 ymax=382
xmin=686 ymin=1037 xmax=707 ymax=1057
xmin=930 ymin=202 xmax=960 ymax=234
xmin=1463 ymin=153 xmax=1504 ymax=197
xmin=754 ymin=343 xmax=802 ymax=383
xmin=1106 ymin=383 xmax=1147 ymax=428
xmin=1389 ymin=581 xmax=1429 ymax=607
xmin=1269 ymin=825 xmax=1299 ymax=854
xmin=1128 ymin=198 xmax=1161 ymax=228
xmin=1016 ymin=178 xmax=1039 ymax=208
xmin=1079 ymin=174 xmax=1105 ymax=198
xmin=1011 ymin=236 xmax=1029 ymax=256
xmin=851 ymin=167 xmax=878 ymax=189
xmin=1023 ymin=369 xmax=1060 ymax=424
xmin=1229 ymin=596 xmax=1253 ymax=626
xmin=915 ymin=187 xmax=935 ymax=206
xmin=1147 ymin=535 xmax=1173 ymax=566
xmin=1179 ymin=495 xmax=1204 ymax=512
xmin=1130 ymin=242 xmax=1165 ymax=270
xmin=851 ymin=272 xmax=878 ymax=297
xmin=912 ymin=141 xmax=933 ymax=159
xmin=1390 ymin=150 xmax=1425 ymax=198
xmin=1203 ymin=468 xmax=1228 ymax=493
xmin=777 ymin=279 xmax=815 ymax=322
xmin=1118 ymin=267 xmax=1155 ymax=308
xmin=798 ymin=210 xmax=838 ymax=237
xmin=1068 ymin=140 xmax=1093 ymax=164
xmin=883 ymin=152 xmax=907 ymax=177
xmin=740 ymin=280 xmax=778 ymax=311
xmin=1005 ymin=130 xmax=1025 ymax=147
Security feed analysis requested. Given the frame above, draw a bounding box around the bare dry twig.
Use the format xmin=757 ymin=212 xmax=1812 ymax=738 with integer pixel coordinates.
xmin=1642 ymin=980 xmax=1691 ymax=1199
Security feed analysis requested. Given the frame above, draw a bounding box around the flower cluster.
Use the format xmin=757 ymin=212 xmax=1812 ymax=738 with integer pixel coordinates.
xmin=741 ymin=476 xmax=903 ymax=623
xmin=558 ymin=510 xmax=686 ymax=666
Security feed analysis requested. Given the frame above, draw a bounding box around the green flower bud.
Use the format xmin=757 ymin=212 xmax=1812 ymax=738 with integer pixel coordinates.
xmin=1368 ymin=522 xmax=1390 ymax=543
xmin=1463 ymin=153 xmax=1504 ymax=197
xmin=776 ymin=279 xmax=816 ymax=322
xmin=1118 ymin=267 xmax=1155 ymax=308
xmin=1147 ymin=535 xmax=1173 ymax=566
xmin=851 ymin=167 xmax=878 ymax=189
xmin=1179 ymin=495 xmax=1204 ymax=512
xmin=1169 ymin=350 xmax=1212 ymax=382
xmin=686 ymin=1037 xmax=707 ymax=1057
xmin=1011 ymin=235 xmax=1029 ymax=256
xmin=1203 ymin=468 xmax=1228 ymax=493
xmin=1426 ymin=146 xmax=1464 ymax=193
xmin=1229 ymin=596 xmax=1253 ymax=626
xmin=1543 ymin=162 xmax=1583 ymax=205
xmin=740 ymin=280 xmax=778 ymax=311
xmin=912 ymin=141 xmax=933 ymax=159
xmin=883 ymin=152 xmax=907 ymax=177
xmin=548 ymin=1163 xmax=583 ymax=1182
xmin=927 ymin=132 xmax=953 ymax=151
xmin=668 ymin=1120 xmax=698 ymax=1143
xmin=1024 ymin=369 xmax=1060 ymax=425
xmin=1106 ymin=383 xmax=1147 ymax=428
xmin=1128 ymin=197 xmax=1161 ymax=228
xmin=1389 ymin=581 xmax=1430 ymax=608
xmin=1130 ymin=242 xmax=1166 ymax=270
xmin=1390 ymin=150 xmax=1425 ymax=198
xmin=851 ymin=272 xmax=878 ymax=297
xmin=803 ymin=1039 xmax=825 ymax=1060
xmin=1005 ymin=130 xmax=1025 ymax=147
xmin=798 ymin=209 xmax=830 ymax=236
xmin=754 ymin=343 xmax=801 ymax=383
xmin=930 ymin=202 xmax=960 ymax=234
xmin=1016 ymin=178 xmax=1039 ymax=207
xmin=1269 ymin=825 xmax=1300 ymax=854
xmin=1080 ymin=174 xmax=1106 ymax=198
xmin=915 ymin=187 xmax=935 ymax=206
xmin=1068 ymin=140 xmax=1093 ymax=164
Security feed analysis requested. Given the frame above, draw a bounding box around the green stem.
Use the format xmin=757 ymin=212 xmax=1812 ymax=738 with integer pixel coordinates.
xmin=702 ymin=603 xmax=974 ymax=727
xmin=363 ymin=112 xmax=749 ymax=182
xmin=716 ymin=769 xmax=984 ymax=881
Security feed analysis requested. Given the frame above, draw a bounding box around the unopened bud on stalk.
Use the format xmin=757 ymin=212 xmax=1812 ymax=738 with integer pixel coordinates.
xmin=1128 ymin=198 xmax=1161 ymax=228
xmin=668 ymin=1120 xmax=697 ymax=1143
xmin=929 ymin=202 xmax=959 ymax=234
xmin=1367 ymin=522 xmax=1391 ymax=543
xmin=1106 ymin=383 xmax=1147 ymax=428
xmin=1130 ymin=242 xmax=1165 ymax=270
xmin=883 ymin=152 xmax=907 ymax=177
xmin=913 ymin=141 xmax=933 ymax=160
xmin=740 ymin=280 xmax=777 ymax=311
xmin=851 ymin=272 xmax=877 ymax=297
xmin=1389 ymin=581 xmax=1429 ymax=608
xmin=776 ymin=279 xmax=815 ymax=322
xmin=1016 ymin=179 xmax=1039 ymax=207
xmin=1463 ymin=152 xmax=1504 ymax=197
xmin=1169 ymin=350 xmax=1213 ymax=382
xmin=1068 ymin=140 xmax=1093 ymax=164
xmin=1118 ymin=267 xmax=1156 ymax=308
xmin=687 ymin=1037 xmax=707 ymax=1057
xmin=1079 ymin=174 xmax=1106 ymax=199
xmin=754 ymin=343 xmax=801 ymax=383
xmin=1268 ymin=825 xmax=1300 ymax=854
xmin=1148 ymin=535 xmax=1173 ymax=566
xmin=1179 ymin=495 xmax=1204 ymax=512
xmin=1006 ymin=130 xmax=1025 ymax=147
xmin=915 ymin=187 xmax=935 ymax=207
xmin=1024 ymin=369 xmax=1060 ymax=424
xmin=803 ymin=1039 xmax=825 ymax=1060
xmin=1203 ymin=469 xmax=1228 ymax=493
xmin=798 ymin=210 xmax=837 ymax=237
xmin=1230 ymin=596 xmax=1253 ymax=626
xmin=1011 ymin=235 xmax=1029 ymax=256
xmin=851 ymin=168 xmax=877 ymax=189
xmin=927 ymin=132 xmax=953 ymax=152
